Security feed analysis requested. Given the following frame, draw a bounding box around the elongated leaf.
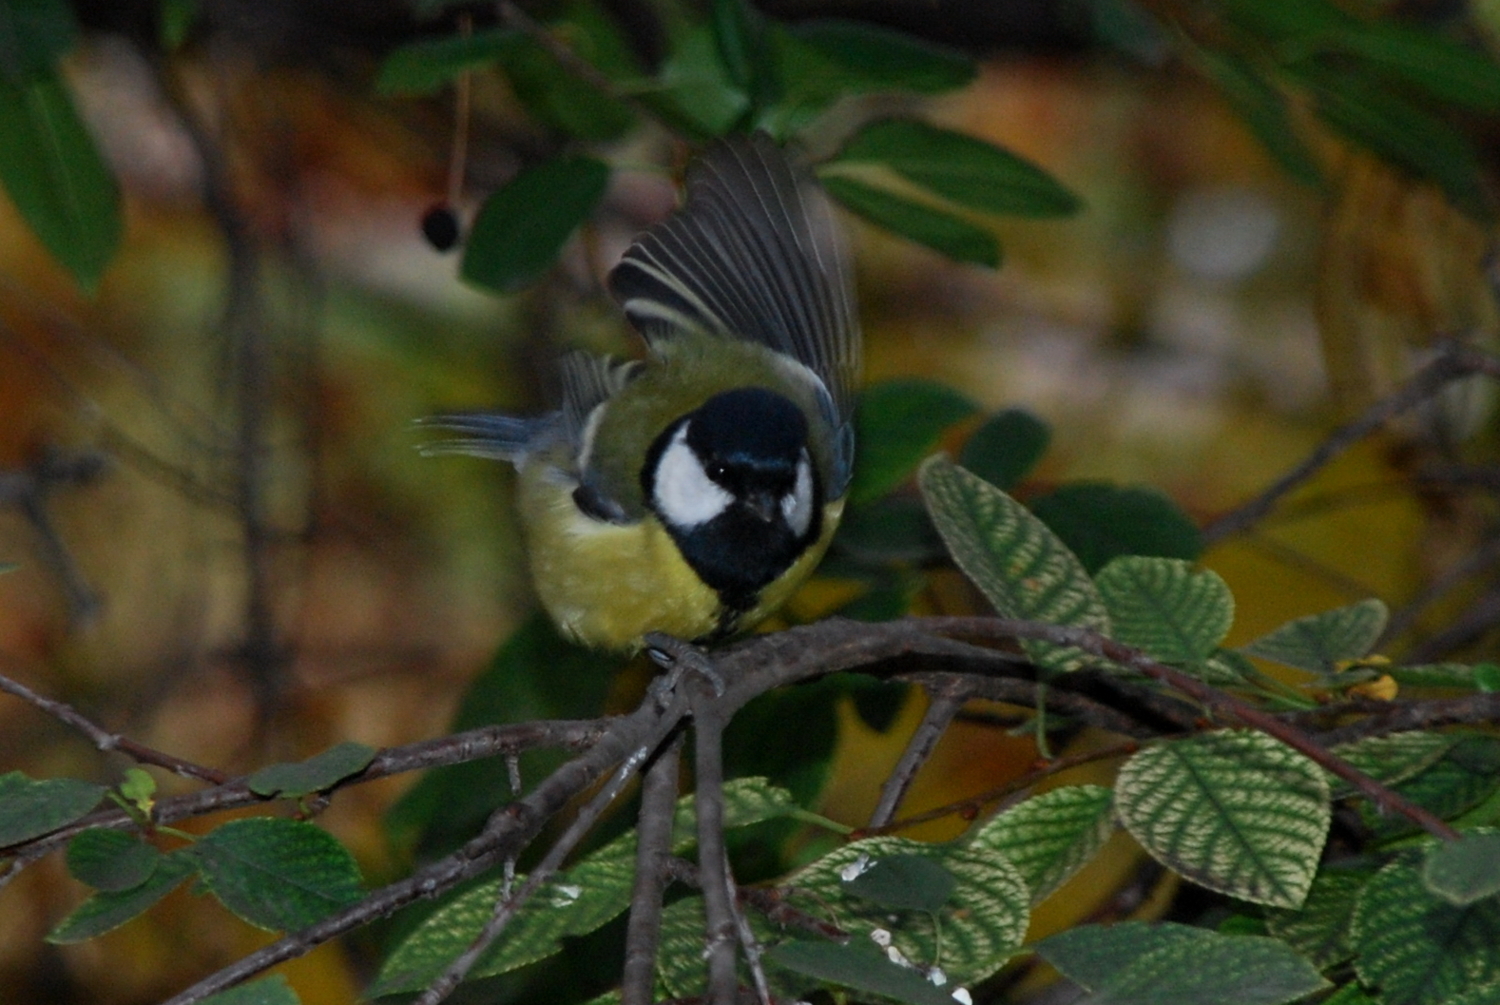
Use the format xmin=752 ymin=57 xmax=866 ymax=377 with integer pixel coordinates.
xmin=376 ymin=28 xmax=519 ymax=94
xmin=1334 ymin=23 xmax=1500 ymax=113
xmin=0 ymin=0 xmax=78 ymax=80
xmin=919 ymin=456 xmax=1111 ymax=672
xmin=850 ymin=380 xmax=979 ymax=504
xmin=460 ymin=155 xmax=609 ymax=293
xmin=1028 ymin=482 xmax=1203 ymax=573
xmin=785 ymin=19 xmax=974 ymax=96
xmin=1095 ymin=557 xmax=1234 ymax=664
xmin=193 ymin=818 xmax=363 ymax=931
xmin=1038 ymin=921 xmax=1328 ymax=1005
xmin=1193 ymin=47 xmax=1322 ymax=186
xmin=1115 ymin=731 xmax=1330 ymax=908
xmin=1220 ymin=0 xmax=1355 ymax=40
xmin=66 ymin=828 xmax=161 ymax=892
xmin=0 ymin=771 xmax=105 ymax=845
xmin=821 ymin=175 xmax=1000 ymax=268
xmin=1351 ymin=860 xmax=1500 ymax=1005
xmin=0 ymin=73 xmax=122 ymax=291
xmin=644 ymin=24 xmax=748 ymax=138
xmin=248 ymin=742 xmax=376 ymax=798
xmin=1423 ymin=829 xmax=1500 ymax=906
xmin=832 ymin=119 xmax=1081 ymax=217
xmin=1264 ymin=864 xmax=1376 ymax=969
xmin=501 ymin=31 xmax=635 ymax=141
xmin=970 ymin=785 xmax=1114 ymax=903
xmin=958 ymin=408 xmax=1050 ymax=491
xmin=47 ymin=851 xmax=197 ymax=943
xmin=1243 ymin=598 xmax=1388 ymax=673
xmin=768 ymin=939 xmax=956 ymax=1005
xmin=711 ymin=0 xmax=775 ymax=112
xmin=198 ymin=976 xmax=301 ymax=1005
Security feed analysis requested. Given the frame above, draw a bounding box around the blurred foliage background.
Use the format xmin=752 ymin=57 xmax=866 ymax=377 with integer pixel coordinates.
xmin=3 ymin=0 xmax=1500 ymax=1002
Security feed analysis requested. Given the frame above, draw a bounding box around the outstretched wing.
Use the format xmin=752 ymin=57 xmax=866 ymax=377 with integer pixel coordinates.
xmin=608 ymin=133 xmax=861 ymax=429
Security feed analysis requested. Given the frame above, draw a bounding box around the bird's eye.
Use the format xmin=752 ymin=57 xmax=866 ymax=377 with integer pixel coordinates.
xmin=706 ymin=461 xmax=728 ymax=481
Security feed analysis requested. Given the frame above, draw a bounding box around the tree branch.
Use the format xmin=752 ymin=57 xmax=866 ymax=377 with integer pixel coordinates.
xmin=622 ymin=733 xmax=682 ymax=1005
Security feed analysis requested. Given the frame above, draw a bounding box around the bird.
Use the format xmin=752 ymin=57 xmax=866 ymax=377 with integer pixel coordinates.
xmin=423 ymin=133 xmax=860 ymax=650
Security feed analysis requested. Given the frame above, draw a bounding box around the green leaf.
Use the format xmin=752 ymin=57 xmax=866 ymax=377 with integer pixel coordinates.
xmin=1291 ymin=60 xmax=1490 ymax=220
xmin=849 ymin=380 xmax=979 ymax=504
xmin=644 ymin=24 xmax=749 ymax=138
xmin=0 ymin=771 xmax=105 ymax=845
xmin=198 ymin=976 xmax=301 ymax=1005
xmin=0 ymin=73 xmax=122 ymax=291
xmin=1095 ymin=557 xmax=1234 ymax=665
xmin=1114 ymin=730 xmax=1330 ymax=908
xmin=66 ymin=828 xmax=161 ymax=891
xmin=1366 ymin=736 xmax=1500 ymax=840
xmin=376 ymin=28 xmax=519 ymax=95
xmin=1387 ymin=662 xmax=1483 ymax=689
xmin=710 ymin=0 xmax=776 ymax=115
xmin=1191 ymin=47 xmax=1322 ymax=187
xmin=833 ymin=495 xmax=944 ymax=565
xmin=767 ymin=938 xmax=956 ymax=1005
xmin=460 ymin=154 xmax=609 ymax=293
xmin=0 ymin=0 xmax=78 ymax=80
xmin=1263 ymin=863 xmax=1376 ymax=970
xmin=372 ymin=777 xmax=800 ymax=995
xmin=1242 ymin=598 xmax=1388 ymax=673
xmin=958 ymin=408 xmax=1050 ymax=491
xmin=119 ymin=767 xmax=156 ymax=806
xmin=159 ymin=0 xmax=200 ymax=50
xmin=193 ymin=818 xmax=363 ymax=931
xmin=1423 ymin=829 xmax=1500 ymax=906
xmin=970 ymin=784 xmax=1114 ymax=903
xmin=1351 ymin=859 xmax=1500 ymax=1005
xmin=919 ymin=456 xmax=1111 ymax=673
xmin=47 ymin=851 xmax=197 ymax=943
xmin=1220 ymin=0 xmax=1356 ymax=40
xmin=1477 ymin=663 xmax=1500 ymax=692
xmin=1038 ymin=921 xmax=1329 ymax=1005
xmin=500 ymin=20 xmax=636 ymax=141
xmin=842 ymin=853 xmax=956 ymax=912
xmin=832 ymin=119 xmax=1082 ymax=217
xmin=248 ymin=742 xmax=376 ymax=798
xmin=785 ymin=18 xmax=974 ymax=96
xmin=821 ymin=174 xmax=1000 ymax=268
xmin=1329 ymin=731 xmax=1458 ymax=796
xmin=1028 ymin=482 xmax=1203 ymax=574
xmin=1333 ymin=24 xmax=1500 ymax=114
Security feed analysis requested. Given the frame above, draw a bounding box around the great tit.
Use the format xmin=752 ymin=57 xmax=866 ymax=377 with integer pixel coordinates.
xmin=425 ymin=133 xmax=860 ymax=650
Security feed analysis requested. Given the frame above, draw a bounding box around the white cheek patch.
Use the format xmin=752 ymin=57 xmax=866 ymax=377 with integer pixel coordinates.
xmin=781 ymin=452 xmax=814 ymax=539
xmin=652 ymin=424 xmax=733 ymax=528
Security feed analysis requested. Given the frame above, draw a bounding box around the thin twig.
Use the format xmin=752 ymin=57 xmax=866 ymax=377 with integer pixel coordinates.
xmin=622 ymin=733 xmax=682 ymax=1005
xmin=692 ymin=689 xmax=740 ymax=1003
xmin=1202 ymin=342 xmax=1498 ymax=544
xmin=916 ymin=617 xmax=1462 ymax=841
xmin=0 ymin=670 xmax=227 ymax=784
xmin=868 ymin=680 xmax=969 ymax=829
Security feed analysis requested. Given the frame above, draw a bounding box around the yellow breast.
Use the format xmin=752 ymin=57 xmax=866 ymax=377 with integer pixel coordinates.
xmin=519 ymin=463 xmax=843 ymax=651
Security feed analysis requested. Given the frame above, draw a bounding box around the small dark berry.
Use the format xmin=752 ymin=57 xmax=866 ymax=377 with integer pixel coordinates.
xmin=422 ymin=203 xmax=462 ymax=251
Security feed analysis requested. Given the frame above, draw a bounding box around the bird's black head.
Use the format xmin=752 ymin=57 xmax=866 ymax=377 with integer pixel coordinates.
xmin=643 ymin=387 xmax=823 ymax=617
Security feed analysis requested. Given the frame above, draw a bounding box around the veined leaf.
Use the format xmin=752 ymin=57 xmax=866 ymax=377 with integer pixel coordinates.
xmin=193 ymin=818 xmax=363 ymax=931
xmin=970 ymin=785 xmax=1114 ymax=903
xmin=1264 ymin=864 xmax=1376 ymax=969
xmin=1329 ymin=731 xmax=1458 ymax=797
xmin=919 ymin=456 xmax=1111 ymax=672
xmin=0 ymin=72 xmax=122 ymax=291
xmin=1095 ymin=556 xmax=1234 ymax=665
xmin=831 ymin=119 xmax=1081 ymax=217
xmin=248 ymin=742 xmax=376 ymax=798
xmin=821 ymin=174 xmax=1000 ymax=268
xmin=0 ymin=771 xmax=105 ymax=845
xmin=1038 ymin=921 xmax=1328 ymax=1005
xmin=460 ymin=155 xmax=609 ymax=293
xmin=841 ymin=853 xmax=956 ymax=912
xmin=1115 ymin=730 xmax=1330 ymax=908
xmin=1422 ymin=829 xmax=1500 ymax=906
xmin=1351 ymin=859 xmax=1500 ymax=1005
xmin=1365 ymin=736 xmax=1500 ymax=840
xmin=849 ymin=379 xmax=979 ymax=505
xmin=1242 ymin=598 xmax=1388 ymax=673
xmin=768 ymin=938 xmax=956 ymax=1005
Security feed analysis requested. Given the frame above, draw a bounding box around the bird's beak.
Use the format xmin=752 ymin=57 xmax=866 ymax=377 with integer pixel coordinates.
xmin=744 ymin=491 xmax=779 ymax=523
